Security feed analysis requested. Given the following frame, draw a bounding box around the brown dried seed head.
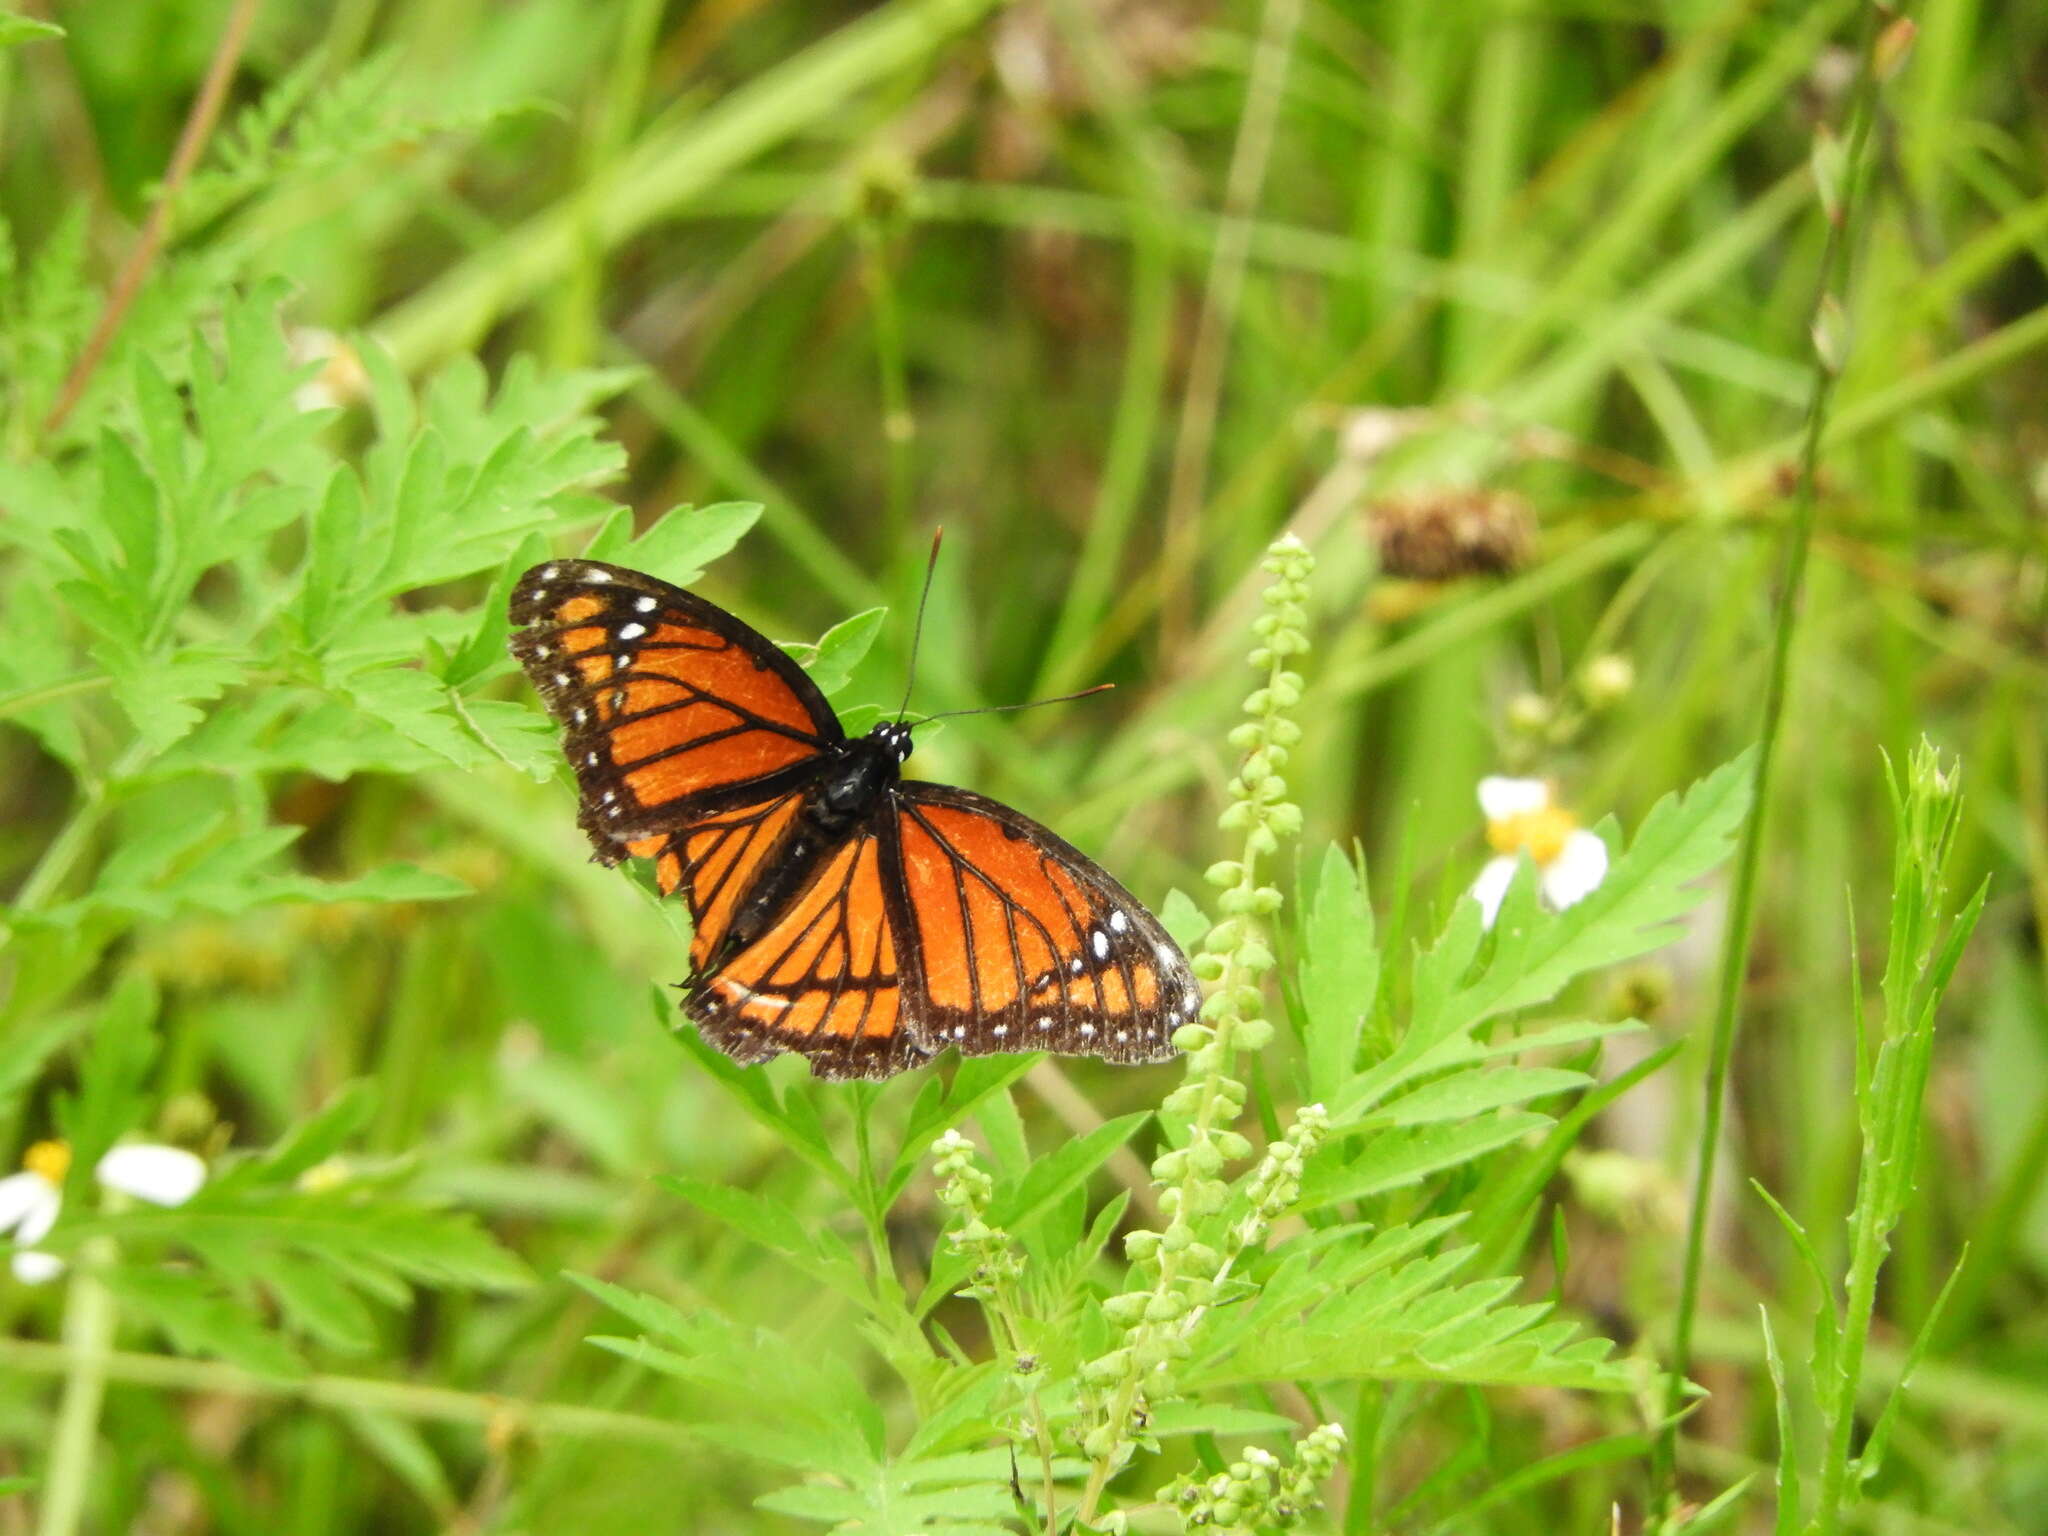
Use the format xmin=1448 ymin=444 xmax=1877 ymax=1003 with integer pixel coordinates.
xmin=1365 ymin=488 xmax=1535 ymax=581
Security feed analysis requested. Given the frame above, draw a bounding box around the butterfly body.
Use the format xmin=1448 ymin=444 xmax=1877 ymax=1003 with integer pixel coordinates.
xmin=510 ymin=558 xmax=1198 ymax=1080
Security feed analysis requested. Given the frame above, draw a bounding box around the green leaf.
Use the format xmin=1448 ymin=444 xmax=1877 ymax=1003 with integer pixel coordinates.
xmin=589 ymin=501 xmax=761 ymax=585
xmin=455 ymin=697 xmax=560 ymax=781
xmin=1300 ymin=1114 xmax=1549 ymax=1209
xmin=264 ymin=1251 xmax=380 ymax=1353
xmin=1369 ymin=1066 xmax=1589 ymax=1127
xmin=793 ymin=606 xmax=886 ymax=697
xmin=660 ymin=1176 xmax=873 ymax=1310
xmin=104 ymin=1267 xmax=303 ymax=1377
xmin=0 ymin=12 xmax=65 ymax=47
xmin=55 ymin=979 xmax=158 ymax=1196
xmin=341 ymin=1409 xmax=459 ymax=1519
xmin=1298 ymin=844 xmax=1377 ymax=1106
xmin=671 ymin=1009 xmax=849 ymax=1194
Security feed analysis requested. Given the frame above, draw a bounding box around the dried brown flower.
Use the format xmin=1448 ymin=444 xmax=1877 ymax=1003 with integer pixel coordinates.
xmin=1365 ymin=488 xmax=1535 ymax=581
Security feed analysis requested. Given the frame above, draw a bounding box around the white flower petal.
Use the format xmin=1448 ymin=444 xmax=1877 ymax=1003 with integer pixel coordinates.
xmin=1469 ymin=856 xmax=1520 ymax=930
xmin=1541 ymin=830 xmax=1610 ymax=911
xmin=12 ymin=1250 xmax=65 ymax=1285
xmin=14 ymin=1184 xmax=62 ymax=1246
xmin=0 ymin=1171 xmax=57 ymax=1237
xmin=1478 ymin=776 xmax=1550 ymax=821
xmin=96 ymin=1144 xmax=206 ymax=1207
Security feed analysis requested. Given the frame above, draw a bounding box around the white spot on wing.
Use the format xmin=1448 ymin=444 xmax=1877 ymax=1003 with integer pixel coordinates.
xmin=993 ymin=1025 xmax=1007 ymax=1037
xmin=553 ymin=672 xmax=571 ymax=687
xmin=618 ymin=622 xmax=646 ymax=641
xmin=1080 ymin=1023 xmax=1096 ymax=1038
xmin=1069 ymin=957 xmax=1084 ymax=975
xmin=1091 ymin=929 xmax=1109 ymax=960
xmin=1110 ymin=910 xmax=1128 ymax=934
xmin=588 ymin=569 xmax=612 ymax=583
xmin=634 ymin=595 xmax=657 ymax=613
xmin=542 ymin=565 xmax=560 ymax=580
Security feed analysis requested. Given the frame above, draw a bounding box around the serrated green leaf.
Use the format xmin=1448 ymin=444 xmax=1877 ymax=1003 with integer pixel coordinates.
xmin=455 ymin=697 xmax=559 ymax=780
xmin=595 ymin=501 xmax=761 ymax=585
xmin=1299 ymin=844 xmax=1377 ymax=1105
xmin=104 ymin=1266 xmax=303 ymax=1377
xmin=1370 ymin=1066 xmax=1589 ymax=1127
xmin=1301 ymin=1113 xmax=1548 ymax=1209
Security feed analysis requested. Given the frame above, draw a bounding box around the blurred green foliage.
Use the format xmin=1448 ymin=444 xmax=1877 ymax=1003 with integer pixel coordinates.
xmin=1 ymin=0 xmax=2044 ymax=1531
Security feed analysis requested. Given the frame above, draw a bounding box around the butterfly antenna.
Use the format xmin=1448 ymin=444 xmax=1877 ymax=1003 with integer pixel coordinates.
xmin=910 ymin=682 xmax=1114 ymax=726
xmin=895 ymin=526 xmax=944 ymax=724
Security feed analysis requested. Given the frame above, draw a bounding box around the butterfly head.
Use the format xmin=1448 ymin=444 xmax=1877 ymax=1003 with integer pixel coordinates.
xmin=871 ymin=721 xmax=915 ymax=764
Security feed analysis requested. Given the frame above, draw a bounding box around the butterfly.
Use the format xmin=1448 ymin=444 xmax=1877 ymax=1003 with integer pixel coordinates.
xmin=508 ymin=558 xmax=1201 ymax=1080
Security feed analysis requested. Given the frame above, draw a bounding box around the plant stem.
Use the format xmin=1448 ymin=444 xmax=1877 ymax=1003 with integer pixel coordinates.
xmin=0 ymin=1337 xmax=699 ymax=1449
xmin=41 ymin=0 xmax=261 ymax=438
xmin=0 ymin=675 xmax=111 ymax=723
xmin=1655 ymin=4 xmax=1887 ymax=1501
xmin=37 ymin=1243 xmax=117 ymax=1536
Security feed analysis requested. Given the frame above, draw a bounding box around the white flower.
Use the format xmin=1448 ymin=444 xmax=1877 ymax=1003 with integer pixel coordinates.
xmin=1469 ymin=776 xmax=1609 ymax=929
xmin=288 ymin=326 xmax=369 ymax=413
xmin=0 ymin=1139 xmax=207 ymax=1284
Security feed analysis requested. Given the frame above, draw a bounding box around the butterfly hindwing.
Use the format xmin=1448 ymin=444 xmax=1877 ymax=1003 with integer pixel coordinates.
xmin=886 ymin=784 xmax=1195 ymax=1066
xmin=509 ymin=559 xmax=840 ymax=860
xmin=679 ymin=822 xmax=929 ymax=1081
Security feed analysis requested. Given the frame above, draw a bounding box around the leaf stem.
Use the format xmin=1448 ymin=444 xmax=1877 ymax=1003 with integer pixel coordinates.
xmin=0 ymin=1337 xmax=699 ymax=1449
xmin=37 ymin=1243 xmax=117 ymax=1536
xmin=0 ymin=674 xmax=111 ymax=723
xmin=1656 ymin=4 xmax=1886 ymax=1501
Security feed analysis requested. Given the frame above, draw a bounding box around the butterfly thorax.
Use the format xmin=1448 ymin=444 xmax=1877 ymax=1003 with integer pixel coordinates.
xmin=817 ymin=722 xmax=913 ymax=827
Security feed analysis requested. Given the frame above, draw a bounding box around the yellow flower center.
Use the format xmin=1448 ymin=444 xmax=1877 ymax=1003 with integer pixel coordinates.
xmin=1486 ymin=806 xmax=1577 ymax=865
xmin=23 ymin=1140 xmax=70 ymax=1186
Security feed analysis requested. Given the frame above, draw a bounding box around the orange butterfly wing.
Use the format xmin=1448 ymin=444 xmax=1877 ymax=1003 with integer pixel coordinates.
xmin=509 ymin=560 xmax=839 ymax=862
xmin=887 ymin=785 xmax=1196 ymax=1066
xmin=680 ymin=825 xmax=926 ymax=1080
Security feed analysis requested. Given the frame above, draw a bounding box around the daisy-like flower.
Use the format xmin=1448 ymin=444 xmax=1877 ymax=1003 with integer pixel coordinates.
xmin=0 ymin=1139 xmax=207 ymax=1284
xmin=287 ymin=326 xmax=369 ymax=413
xmin=1469 ymin=776 xmax=1609 ymax=929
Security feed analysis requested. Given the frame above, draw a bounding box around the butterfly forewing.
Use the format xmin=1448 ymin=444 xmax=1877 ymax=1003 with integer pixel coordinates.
xmin=509 ymin=559 xmax=840 ymax=859
xmin=887 ymin=785 xmax=1195 ymax=1065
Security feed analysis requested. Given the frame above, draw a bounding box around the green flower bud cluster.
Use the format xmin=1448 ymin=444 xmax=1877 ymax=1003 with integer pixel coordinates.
xmin=1075 ymin=536 xmax=1316 ymax=1502
xmin=1166 ymin=1423 xmax=1347 ymax=1532
xmin=932 ymin=1130 xmax=1022 ymax=1299
xmin=1235 ymin=1104 xmax=1326 ymax=1248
